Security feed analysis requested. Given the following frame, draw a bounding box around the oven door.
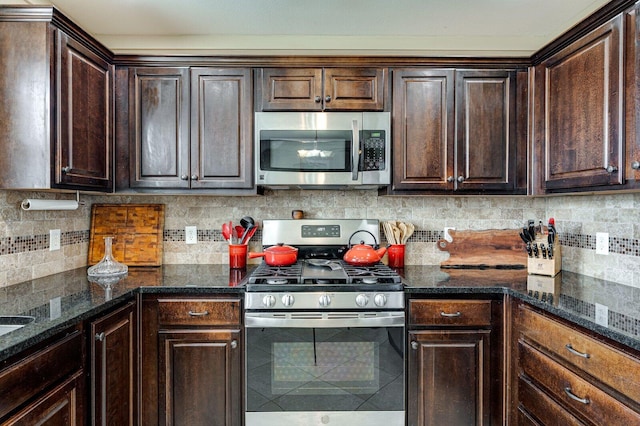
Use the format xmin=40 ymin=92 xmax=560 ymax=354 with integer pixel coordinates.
xmin=244 ymin=311 xmax=405 ymax=426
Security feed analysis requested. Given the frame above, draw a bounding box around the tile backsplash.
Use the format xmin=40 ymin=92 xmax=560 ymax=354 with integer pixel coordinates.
xmin=2 ymin=188 xmax=640 ymax=289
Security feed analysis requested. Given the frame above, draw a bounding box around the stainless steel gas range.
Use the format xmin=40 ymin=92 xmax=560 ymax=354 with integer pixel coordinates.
xmin=244 ymin=219 xmax=405 ymax=426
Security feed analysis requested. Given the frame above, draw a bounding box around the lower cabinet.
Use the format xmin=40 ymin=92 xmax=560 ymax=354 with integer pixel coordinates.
xmin=140 ymin=295 xmax=242 ymax=426
xmin=89 ymin=301 xmax=136 ymax=426
xmin=407 ymin=298 xmax=502 ymax=426
xmin=511 ymin=300 xmax=640 ymax=425
xmin=0 ymin=326 xmax=84 ymax=425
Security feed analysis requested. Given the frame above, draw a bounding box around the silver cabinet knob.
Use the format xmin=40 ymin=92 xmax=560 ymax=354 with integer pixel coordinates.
xmin=325 ymin=95 xmax=331 ymax=103
xmin=180 ymin=175 xmax=188 ymax=180
xmin=373 ymin=293 xmax=387 ymax=307
xmin=318 ymin=294 xmax=331 ymax=307
xmin=447 ymin=176 xmax=454 ymax=183
xmin=62 ymin=166 xmax=71 ymax=173
xmin=314 ymin=96 xmax=321 ymax=103
xmin=632 ymin=161 xmax=640 ymax=170
xmin=355 ymin=293 xmax=369 ymax=307
xmin=606 ymin=165 xmax=618 ymax=173
xmin=411 ymin=341 xmax=419 ymax=350
xmin=191 ymin=175 xmax=199 ymax=180
xmin=95 ymin=332 xmax=105 ymax=341
xmin=457 ymin=175 xmax=465 ymax=183
xmin=282 ymin=294 xmax=295 ymax=307
xmin=262 ymin=294 xmax=276 ymax=308
xmin=231 ymin=340 xmax=238 ymax=349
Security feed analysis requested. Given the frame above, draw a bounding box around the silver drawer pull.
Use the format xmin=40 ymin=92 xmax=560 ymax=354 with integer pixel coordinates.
xmin=564 ymin=387 xmax=590 ymax=405
xmin=565 ymin=344 xmax=590 ymax=359
xmin=440 ymin=311 xmax=461 ymax=317
xmin=188 ymin=310 xmax=209 ymax=317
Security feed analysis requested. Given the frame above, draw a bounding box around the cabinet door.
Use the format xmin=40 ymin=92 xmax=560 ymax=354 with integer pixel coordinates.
xmin=392 ymin=68 xmax=455 ymax=191
xmin=455 ymin=70 xmax=517 ymax=192
xmin=190 ymin=68 xmax=253 ymax=189
xmin=90 ymin=302 xmax=136 ymax=426
xmin=129 ymin=67 xmax=190 ymax=189
xmin=324 ymin=68 xmax=385 ymax=111
xmin=2 ymin=373 xmax=83 ymax=426
xmin=158 ymin=330 xmax=241 ymax=426
xmin=259 ymin=68 xmax=323 ymax=111
xmin=535 ymin=14 xmax=624 ymax=192
xmin=407 ymin=329 xmax=491 ymax=426
xmin=55 ymin=31 xmax=113 ymax=191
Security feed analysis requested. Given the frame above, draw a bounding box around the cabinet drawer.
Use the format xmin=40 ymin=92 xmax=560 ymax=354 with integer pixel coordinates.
xmin=0 ymin=329 xmax=83 ymax=420
xmin=518 ymin=375 xmax=585 ymax=426
xmin=157 ymin=298 xmax=241 ymax=326
xmin=519 ymin=340 xmax=640 ymax=425
xmin=409 ymin=299 xmax=492 ymax=326
xmin=518 ymin=305 xmax=640 ymax=403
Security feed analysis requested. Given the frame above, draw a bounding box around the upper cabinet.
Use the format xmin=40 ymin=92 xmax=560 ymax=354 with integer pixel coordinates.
xmin=256 ymin=67 xmax=386 ymax=111
xmin=120 ymin=67 xmax=254 ymax=192
xmin=0 ymin=7 xmax=114 ymax=192
xmin=391 ymin=68 xmax=523 ymax=194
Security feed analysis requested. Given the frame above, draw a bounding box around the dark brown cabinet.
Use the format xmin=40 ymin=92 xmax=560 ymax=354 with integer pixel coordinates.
xmin=391 ymin=68 xmax=520 ymax=194
xmin=140 ymin=296 xmax=242 ymax=426
xmin=407 ymin=299 xmax=502 ymax=426
xmin=0 ymin=7 xmax=113 ymax=192
xmin=126 ymin=67 xmax=253 ymax=191
xmin=89 ymin=301 xmax=136 ymax=426
xmin=257 ymin=67 xmax=385 ymax=111
xmin=0 ymin=327 xmax=84 ymax=425
xmin=532 ymin=13 xmax=625 ymax=193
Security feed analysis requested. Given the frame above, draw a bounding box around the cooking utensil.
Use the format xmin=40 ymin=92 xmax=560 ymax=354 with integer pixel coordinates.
xmin=343 ymin=230 xmax=386 ymax=266
xmin=242 ymin=226 xmax=258 ymax=245
xmin=240 ymin=216 xmax=255 ymax=245
xmin=401 ymin=223 xmax=414 ymax=244
xmin=249 ymin=243 xmax=298 ymax=266
xmin=222 ymin=223 xmax=232 ymax=243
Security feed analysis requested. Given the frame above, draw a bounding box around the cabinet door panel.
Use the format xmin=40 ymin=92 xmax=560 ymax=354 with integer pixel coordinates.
xmin=129 ymin=67 xmax=190 ymax=189
xmin=456 ymin=70 xmax=516 ymax=191
xmin=56 ymin=31 xmax=112 ymax=191
xmin=539 ymin=14 xmax=623 ymax=191
xmin=159 ymin=330 xmax=241 ymax=426
xmin=324 ymin=68 xmax=384 ymax=110
xmin=190 ymin=68 xmax=253 ymax=189
xmin=260 ymin=68 xmax=323 ymax=111
xmin=408 ymin=329 xmax=490 ymax=426
xmin=392 ymin=69 xmax=455 ymax=191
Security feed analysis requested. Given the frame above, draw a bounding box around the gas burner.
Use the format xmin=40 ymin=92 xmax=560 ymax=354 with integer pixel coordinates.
xmin=359 ymin=277 xmax=378 ymax=284
xmin=266 ymin=278 xmax=289 ymax=285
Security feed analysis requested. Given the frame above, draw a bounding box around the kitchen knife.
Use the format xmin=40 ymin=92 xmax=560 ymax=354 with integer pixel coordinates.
xmin=532 ymin=243 xmax=539 ymax=258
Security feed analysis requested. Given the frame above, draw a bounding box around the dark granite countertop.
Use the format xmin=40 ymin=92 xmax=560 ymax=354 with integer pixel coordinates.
xmin=1 ymin=264 xmax=639 ymax=363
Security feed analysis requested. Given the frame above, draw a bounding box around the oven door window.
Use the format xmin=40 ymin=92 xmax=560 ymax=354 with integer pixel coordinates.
xmin=246 ymin=326 xmax=404 ymax=412
xmin=259 ymin=130 xmax=352 ymax=172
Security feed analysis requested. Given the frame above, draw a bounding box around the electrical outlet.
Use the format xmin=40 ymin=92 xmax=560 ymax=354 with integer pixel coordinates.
xmin=185 ymin=226 xmax=197 ymax=244
xmin=50 ymin=297 xmax=61 ymax=320
xmin=595 ymin=303 xmax=609 ymax=327
xmin=49 ymin=229 xmax=61 ymax=251
xmin=595 ymin=232 xmax=609 ymax=255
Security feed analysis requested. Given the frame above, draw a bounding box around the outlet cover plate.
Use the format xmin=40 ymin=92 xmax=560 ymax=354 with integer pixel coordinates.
xmin=50 ymin=229 xmax=61 ymax=251
xmin=185 ymin=226 xmax=197 ymax=244
xmin=595 ymin=303 xmax=609 ymax=327
xmin=596 ymin=232 xmax=609 ymax=255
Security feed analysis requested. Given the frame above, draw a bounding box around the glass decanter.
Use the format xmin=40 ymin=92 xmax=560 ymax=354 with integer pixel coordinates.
xmin=87 ymin=236 xmax=128 ymax=286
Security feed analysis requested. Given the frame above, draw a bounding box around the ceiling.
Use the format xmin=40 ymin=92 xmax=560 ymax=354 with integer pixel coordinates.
xmin=4 ymin=0 xmax=612 ymax=56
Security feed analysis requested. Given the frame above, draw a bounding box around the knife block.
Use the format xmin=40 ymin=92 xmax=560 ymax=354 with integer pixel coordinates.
xmin=527 ymin=236 xmax=561 ymax=277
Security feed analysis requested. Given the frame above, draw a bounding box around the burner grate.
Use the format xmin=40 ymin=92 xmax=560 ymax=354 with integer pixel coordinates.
xmin=247 ymin=262 xmax=303 ymax=284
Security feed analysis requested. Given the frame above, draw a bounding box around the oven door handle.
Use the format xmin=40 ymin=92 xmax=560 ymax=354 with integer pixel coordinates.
xmin=351 ymin=119 xmax=360 ymax=181
xmin=245 ymin=312 xmax=404 ymax=328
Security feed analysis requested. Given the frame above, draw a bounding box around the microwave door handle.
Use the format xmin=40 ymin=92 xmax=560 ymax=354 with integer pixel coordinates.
xmin=351 ymin=119 xmax=360 ymax=181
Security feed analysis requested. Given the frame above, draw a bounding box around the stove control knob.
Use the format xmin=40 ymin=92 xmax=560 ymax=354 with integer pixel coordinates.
xmin=282 ymin=294 xmax=295 ymax=307
xmin=319 ymin=294 xmax=331 ymax=307
xmin=374 ymin=293 xmax=387 ymax=307
xmin=355 ymin=294 xmax=369 ymax=307
xmin=262 ymin=295 xmax=276 ymax=308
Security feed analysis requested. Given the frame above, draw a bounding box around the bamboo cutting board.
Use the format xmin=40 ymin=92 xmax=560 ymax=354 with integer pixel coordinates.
xmin=437 ymin=229 xmax=527 ymax=269
xmin=88 ymin=204 xmax=165 ymax=266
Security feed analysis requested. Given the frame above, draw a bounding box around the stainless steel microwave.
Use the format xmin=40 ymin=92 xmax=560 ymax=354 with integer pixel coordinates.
xmin=255 ymin=112 xmax=391 ymax=189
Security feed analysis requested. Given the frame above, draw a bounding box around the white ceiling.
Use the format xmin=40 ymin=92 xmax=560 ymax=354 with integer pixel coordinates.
xmin=5 ymin=0 xmax=612 ymax=56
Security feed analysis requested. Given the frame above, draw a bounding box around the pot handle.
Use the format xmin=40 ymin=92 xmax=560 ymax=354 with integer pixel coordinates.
xmin=248 ymin=252 xmax=266 ymax=259
xmin=347 ymin=229 xmax=379 ymax=249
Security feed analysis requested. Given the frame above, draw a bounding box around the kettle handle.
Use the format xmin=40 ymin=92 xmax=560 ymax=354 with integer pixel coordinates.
xmin=347 ymin=229 xmax=379 ymax=249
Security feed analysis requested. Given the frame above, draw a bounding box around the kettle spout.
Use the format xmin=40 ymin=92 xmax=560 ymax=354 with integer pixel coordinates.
xmin=376 ymin=247 xmax=387 ymax=259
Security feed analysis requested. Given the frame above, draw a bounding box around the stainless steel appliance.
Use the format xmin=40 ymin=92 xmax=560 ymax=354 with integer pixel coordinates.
xmin=244 ymin=219 xmax=405 ymax=426
xmin=255 ymin=112 xmax=391 ymax=189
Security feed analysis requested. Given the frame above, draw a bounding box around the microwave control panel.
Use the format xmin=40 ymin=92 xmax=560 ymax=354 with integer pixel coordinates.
xmin=360 ymin=130 xmax=386 ymax=171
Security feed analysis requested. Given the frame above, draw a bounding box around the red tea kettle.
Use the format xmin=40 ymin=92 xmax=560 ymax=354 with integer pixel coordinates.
xmin=343 ymin=230 xmax=387 ymax=266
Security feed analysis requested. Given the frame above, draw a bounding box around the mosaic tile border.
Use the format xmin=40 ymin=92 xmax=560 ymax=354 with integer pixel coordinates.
xmin=1 ymin=230 xmax=637 ymax=257
xmin=559 ymin=293 xmax=640 ymax=338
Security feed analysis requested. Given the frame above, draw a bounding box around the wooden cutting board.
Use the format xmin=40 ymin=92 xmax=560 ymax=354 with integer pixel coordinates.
xmin=88 ymin=204 xmax=165 ymax=266
xmin=437 ymin=229 xmax=527 ymax=269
